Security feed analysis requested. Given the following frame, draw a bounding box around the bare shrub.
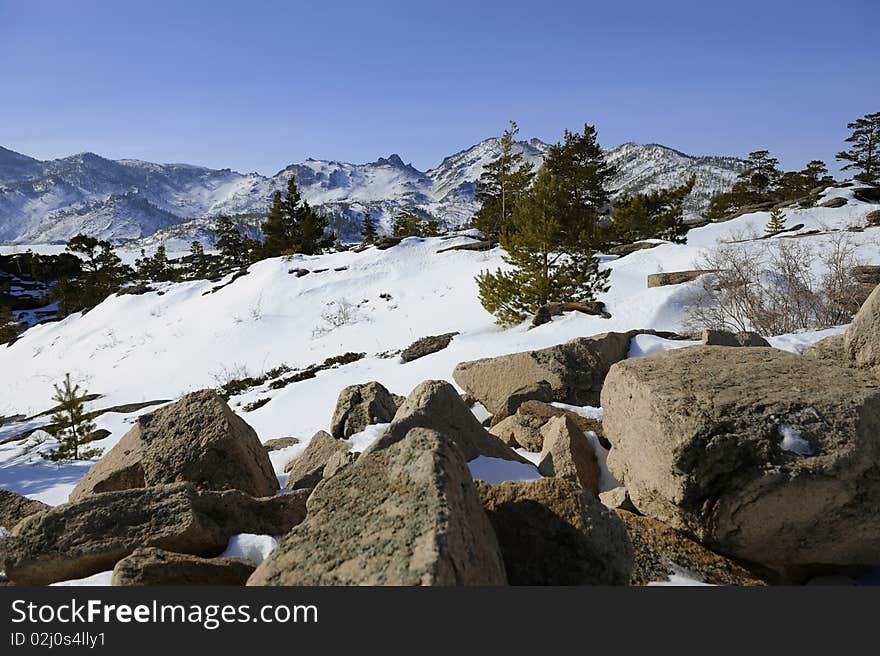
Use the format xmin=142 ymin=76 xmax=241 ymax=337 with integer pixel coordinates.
xmin=312 ymin=298 xmax=363 ymax=338
xmin=684 ymin=234 xmax=865 ymax=336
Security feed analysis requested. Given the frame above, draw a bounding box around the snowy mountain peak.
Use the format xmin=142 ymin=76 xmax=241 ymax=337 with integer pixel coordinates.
xmin=0 ymin=137 xmax=746 ymax=246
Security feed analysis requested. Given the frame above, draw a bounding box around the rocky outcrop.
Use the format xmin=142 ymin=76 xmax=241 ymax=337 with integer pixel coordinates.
xmin=111 ymin=547 xmax=255 ymax=586
xmin=537 ymin=416 xmax=600 ymax=495
xmin=453 ymin=332 xmax=635 ymax=414
xmin=283 ymin=431 xmax=350 ymax=490
xmin=702 ymin=329 xmax=771 ymax=347
xmin=475 ymin=478 xmax=632 ymax=585
xmin=262 ymin=437 xmax=299 ymax=451
xmin=400 ymin=333 xmax=458 ymax=363
xmin=647 ymin=270 xmax=716 ymax=288
xmin=531 ymin=301 xmax=610 ymax=327
xmin=248 ymin=428 xmax=507 ymax=585
xmin=489 ymin=381 xmax=553 ymax=424
xmin=0 ymin=490 xmax=49 ymax=530
xmin=602 ymin=346 xmax=880 ymax=571
xmin=865 ymin=209 xmax=880 ymax=226
xmin=2 ymin=483 xmax=308 ymax=585
xmin=854 ymin=187 xmax=880 ymax=204
xmin=70 ymin=391 xmax=278 ymax=501
xmin=803 ymin=334 xmax=846 ymax=363
xmin=818 ymin=196 xmax=847 ymax=208
xmin=365 ymin=380 xmax=529 ymax=463
xmin=489 ymin=400 xmax=605 ymax=452
xmin=598 ymin=486 xmax=637 ymax=513
xmin=329 ymin=382 xmax=398 ymax=439
xmin=844 ymin=284 xmax=880 ymax=374
xmin=617 ymin=511 xmax=767 ymax=586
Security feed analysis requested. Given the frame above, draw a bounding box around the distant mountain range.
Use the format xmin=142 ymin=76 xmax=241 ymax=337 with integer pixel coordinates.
xmin=0 ymin=139 xmax=746 ymax=246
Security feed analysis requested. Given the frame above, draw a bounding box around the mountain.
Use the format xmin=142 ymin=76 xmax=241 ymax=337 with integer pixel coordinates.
xmin=0 ymin=139 xmax=745 ymax=246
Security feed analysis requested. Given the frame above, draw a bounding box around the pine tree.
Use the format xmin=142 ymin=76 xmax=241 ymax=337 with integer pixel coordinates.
xmin=189 ymin=241 xmax=209 ymax=278
xmin=611 ymin=175 xmax=696 ymax=244
xmin=543 ymin=123 xmax=616 ymax=242
xmin=135 ymin=245 xmax=175 ymax=282
xmin=215 ymin=216 xmax=248 ymax=268
xmin=473 ymin=121 xmax=535 ymax=241
xmin=43 ymin=374 xmax=101 ymax=462
xmin=261 ymin=177 xmax=335 ymax=257
xmin=766 ymin=207 xmax=786 ymax=234
xmin=837 ymin=112 xmax=880 ymax=183
xmin=476 ymin=167 xmax=610 ymax=325
xmin=361 ymin=211 xmax=378 ymax=243
xmin=52 ymin=235 xmax=131 ymax=315
xmin=738 ymin=150 xmax=782 ymax=196
xmin=0 ymin=305 xmax=20 ymax=344
xmin=392 ymin=212 xmax=436 ymax=237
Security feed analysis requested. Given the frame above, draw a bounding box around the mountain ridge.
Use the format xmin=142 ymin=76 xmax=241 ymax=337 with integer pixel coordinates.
xmin=0 ymin=138 xmax=746 ymax=246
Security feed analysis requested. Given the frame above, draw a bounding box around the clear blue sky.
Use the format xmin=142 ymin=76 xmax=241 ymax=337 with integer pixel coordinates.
xmin=1 ymin=0 xmax=878 ymax=175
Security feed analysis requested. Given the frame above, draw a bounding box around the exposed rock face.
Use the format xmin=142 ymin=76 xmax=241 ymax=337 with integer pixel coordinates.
xmin=490 ymin=381 xmax=554 ymax=424
xmin=69 ymin=391 xmax=278 ymax=501
xmin=0 ymin=490 xmax=49 ymax=530
xmin=111 ymin=547 xmax=255 ymax=586
xmin=702 ymin=329 xmax=771 ymax=347
xmin=647 ymin=270 xmax=715 ymax=288
xmin=263 ymin=437 xmax=299 ymax=451
xmin=537 ymin=416 xmax=600 ymax=495
xmin=2 ymin=483 xmax=309 ymax=585
xmin=851 ymin=265 xmax=880 ymax=284
xmin=617 ymin=511 xmax=767 ymax=586
xmin=803 ymin=334 xmax=846 ymax=364
xmin=598 ymin=486 xmax=637 ymax=513
xmin=489 ymin=400 xmax=604 ymax=452
xmin=531 ymin=301 xmax=610 ymax=327
xmin=475 ymin=478 xmax=632 ymax=585
xmin=865 ymin=209 xmax=880 ymax=226
xmin=329 ymin=382 xmax=398 ymax=439
xmin=844 ymin=284 xmax=880 ymax=373
xmin=248 ymin=428 xmax=507 ymax=586
xmin=453 ymin=332 xmax=635 ymax=414
xmin=400 ymin=332 xmax=458 ymax=363
xmin=283 ymin=431 xmax=350 ymax=490
xmin=854 ymin=187 xmax=880 ymax=203
xmin=365 ymin=380 xmax=529 ymax=463
xmin=602 ymin=346 xmax=880 ymax=570
xmin=819 ymin=196 xmax=847 ymax=208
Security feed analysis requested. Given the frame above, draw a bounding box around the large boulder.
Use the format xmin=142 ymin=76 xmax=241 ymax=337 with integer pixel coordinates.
xmin=111 ymin=547 xmax=256 ymax=586
xmin=844 ymin=283 xmax=880 ymax=373
xmin=602 ymin=346 xmax=880 ymax=570
xmin=283 ymin=431 xmax=350 ymax=490
xmin=475 ymin=478 xmax=632 ymax=585
xmin=0 ymin=490 xmax=49 ymax=530
xmin=537 ymin=415 xmax=600 ymax=495
xmin=1 ymin=483 xmax=308 ymax=585
xmin=803 ymin=333 xmax=846 ymax=364
xmin=489 ymin=400 xmax=605 ymax=452
xmin=400 ymin=332 xmax=458 ymax=363
xmin=702 ymin=329 xmax=770 ymax=347
xmin=617 ymin=511 xmax=766 ymax=586
xmin=69 ymin=391 xmax=278 ymax=501
xmin=646 ymin=270 xmax=715 ymax=288
xmin=365 ymin=380 xmax=529 ymax=463
xmin=329 ymin=382 xmax=398 ymax=439
xmin=248 ymin=428 xmax=507 ymax=585
xmin=453 ymin=332 xmax=635 ymax=414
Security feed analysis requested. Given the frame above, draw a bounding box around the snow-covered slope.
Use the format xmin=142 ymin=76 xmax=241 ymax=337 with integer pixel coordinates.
xmin=0 ymin=139 xmax=745 ymax=245
xmin=0 ymin=185 xmax=877 ymax=508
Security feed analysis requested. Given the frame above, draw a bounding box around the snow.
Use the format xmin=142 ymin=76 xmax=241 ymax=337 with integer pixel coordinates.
xmin=347 ymin=423 xmax=390 ymax=453
xmin=468 ymin=456 xmax=542 ymax=484
xmin=647 ymin=564 xmax=713 ymax=587
xmin=778 ymin=423 xmax=814 ymax=456
xmin=1 ymin=190 xmax=876 ymax=506
xmin=220 ymin=534 xmax=279 ymax=565
xmin=50 ymin=570 xmax=113 ymax=586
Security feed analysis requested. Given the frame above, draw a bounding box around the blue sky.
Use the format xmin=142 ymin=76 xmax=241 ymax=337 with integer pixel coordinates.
xmin=1 ymin=0 xmax=878 ymax=174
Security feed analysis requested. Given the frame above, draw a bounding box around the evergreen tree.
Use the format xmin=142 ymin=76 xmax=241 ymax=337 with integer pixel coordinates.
xmin=543 ymin=123 xmax=616 ymax=242
xmin=473 ymin=121 xmax=535 ymax=240
xmin=0 ymin=304 xmax=20 ymax=344
xmin=738 ymin=150 xmax=782 ymax=196
xmin=43 ymin=374 xmax=101 ymax=462
xmin=392 ymin=212 xmax=438 ymax=237
xmin=611 ymin=175 xmax=696 ymax=244
xmin=766 ymin=207 xmax=786 ymax=234
xmin=779 ymin=160 xmax=835 ymax=201
xmin=52 ymin=235 xmax=131 ymax=315
xmin=135 ymin=245 xmax=176 ymax=282
xmin=189 ymin=241 xmax=209 ymax=278
xmin=837 ymin=112 xmax=880 ymax=183
xmin=476 ymin=167 xmax=610 ymax=325
xmin=361 ymin=211 xmax=378 ymax=243
xmin=261 ymin=177 xmax=335 ymax=257
xmin=215 ymin=216 xmax=249 ymax=268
